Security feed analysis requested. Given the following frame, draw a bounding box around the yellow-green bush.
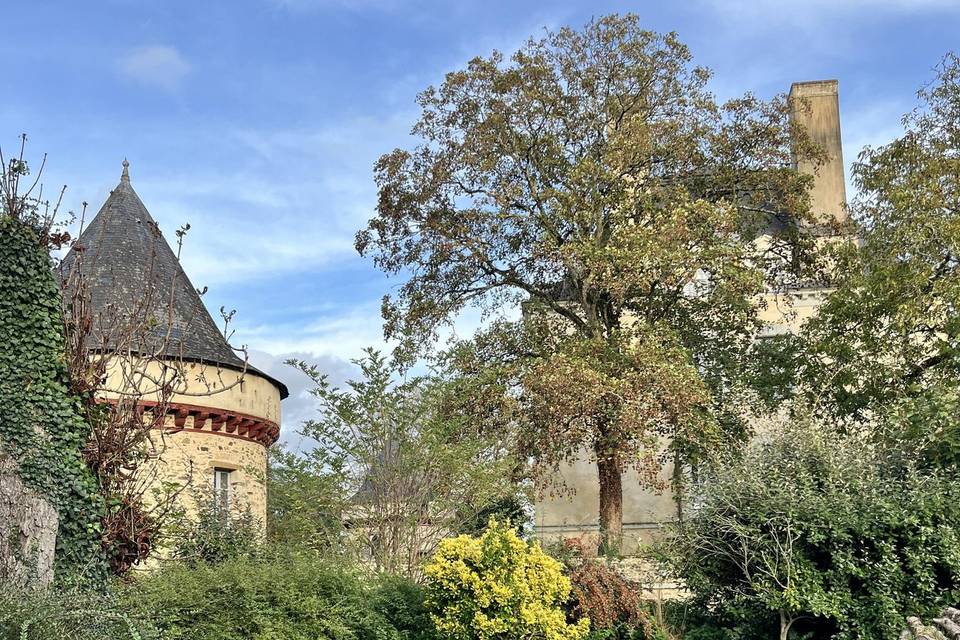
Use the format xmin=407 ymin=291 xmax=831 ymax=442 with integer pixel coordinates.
xmin=424 ymin=520 xmax=590 ymax=640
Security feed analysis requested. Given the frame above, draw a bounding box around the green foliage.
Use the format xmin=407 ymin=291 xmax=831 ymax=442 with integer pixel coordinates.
xmin=266 ymin=444 xmax=344 ymax=551
xmin=423 ymin=520 xmax=590 ymax=640
xmin=456 ymin=491 xmax=532 ymax=538
xmin=370 ymin=574 xmax=438 ymax=640
xmin=665 ymin=413 xmax=960 ymax=640
xmin=124 ymin=552 xmax=408 ymax=640
xmin=802 ymin=54 xmax=960 ymax=428
xmin=0 ymin=586 xmax=155 ymax=639
xmin=0 ymin=213 xmax=106 ymax=584
xmin=167 ymin=490 xmax=261 ymax=565
xmin=289 ymin=349 xmax=516 ymax=578
xmin=881 ymin=384 xmax=960 ymax=469
xmin=660 ymin=602 xmax=737 ymax=640
xmin=742 ymin=334 xmax=803 ymax=410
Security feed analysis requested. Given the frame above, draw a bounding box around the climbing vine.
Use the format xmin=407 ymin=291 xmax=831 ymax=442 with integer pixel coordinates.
xmin=0 ymin=156 xmax=107 ymax=584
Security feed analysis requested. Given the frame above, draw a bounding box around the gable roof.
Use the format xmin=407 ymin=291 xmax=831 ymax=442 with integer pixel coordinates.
xmin=61 ymin=161 xmax=288 ymax=399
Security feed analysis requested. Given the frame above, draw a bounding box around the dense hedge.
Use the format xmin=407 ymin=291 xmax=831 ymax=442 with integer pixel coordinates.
xmin=0 ymin=586 xmax=152 ymax=640
xmin=124 ymin=553 xmax=431 ymax=640
xmin=0 ymin=215 xmax=106 ymax=584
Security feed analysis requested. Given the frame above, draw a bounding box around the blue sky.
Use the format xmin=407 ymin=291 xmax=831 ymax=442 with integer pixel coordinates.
xmin=3 ymin=0 xmax=958 ymax=438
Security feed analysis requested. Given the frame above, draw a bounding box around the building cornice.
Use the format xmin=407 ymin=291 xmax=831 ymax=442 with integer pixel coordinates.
xmin=100 ymin=398 xmax=280 ymax=447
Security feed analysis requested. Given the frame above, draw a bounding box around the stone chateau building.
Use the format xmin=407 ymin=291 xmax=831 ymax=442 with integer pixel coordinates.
xmin=533 ymin=79 xmax=850 ymax=557
xmin=61 ymin=162 xmax=287 ymax=525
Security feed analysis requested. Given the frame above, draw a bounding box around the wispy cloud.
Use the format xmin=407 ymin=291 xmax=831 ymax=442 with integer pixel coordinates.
xmin=119 ymin=45 xmax=191 ymax=91
xmin=238 ymin=301 xmax=392 ymax=359
xmin=246 ymin=348 xmax=357 ymax=441
xmin=123 ymin=112 xmax=418 ymax=287
xmin=234 ymin=293 xmax=518 ymax=364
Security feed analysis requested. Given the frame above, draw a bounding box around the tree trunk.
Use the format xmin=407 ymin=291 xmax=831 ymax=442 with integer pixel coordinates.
xmin=597 ymin=454 xmax=623 ymax=555
xmin=672 ymin=448 xmax=685 ymax=522
xmin=0 ymin=453 xmax=58 ymax=587
xmin=779 ymin=610 xmax=795 ymax=640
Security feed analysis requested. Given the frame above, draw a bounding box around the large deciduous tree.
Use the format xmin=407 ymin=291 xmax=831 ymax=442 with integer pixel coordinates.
xmin=358 ymin=15 xmax=822 ymax=551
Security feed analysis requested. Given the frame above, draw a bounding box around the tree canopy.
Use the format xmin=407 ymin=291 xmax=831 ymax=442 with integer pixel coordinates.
xmin=358 ymin=14 xmax=824 ymax=549
xmin=802 ymin=54 xmax=960 ymax=423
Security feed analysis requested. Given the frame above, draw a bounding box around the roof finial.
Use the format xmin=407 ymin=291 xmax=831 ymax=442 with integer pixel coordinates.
xmin=121 ymin=158 xmax=130 ymax=183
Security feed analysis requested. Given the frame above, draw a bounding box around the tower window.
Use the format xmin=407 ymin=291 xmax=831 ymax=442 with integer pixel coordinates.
xmin=213 ymin=468 xmax=232 ymax=509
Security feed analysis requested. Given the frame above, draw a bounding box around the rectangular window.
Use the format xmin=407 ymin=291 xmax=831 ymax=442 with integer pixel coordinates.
xmin=213 ymin=468 xmax=232 ymax=509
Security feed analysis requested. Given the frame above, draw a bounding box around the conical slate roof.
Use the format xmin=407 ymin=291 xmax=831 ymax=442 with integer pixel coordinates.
xmin=61 ymin=161 xmax=288 ymax=398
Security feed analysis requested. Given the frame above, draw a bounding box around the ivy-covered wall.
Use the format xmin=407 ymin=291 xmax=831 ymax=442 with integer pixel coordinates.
xmin=0 ymin=215 xmax=106 ymax=585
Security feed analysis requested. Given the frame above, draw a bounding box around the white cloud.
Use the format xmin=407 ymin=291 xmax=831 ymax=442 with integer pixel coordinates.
xmin=121 ymin=112 xmax=420 ymax=287
xmin=237 ymin=301 xmax=392 ymax=360
xmin=246 ymin=348 xmax=357 ymax=443
xmin=119 ymin=45 xmax=191 ymax=91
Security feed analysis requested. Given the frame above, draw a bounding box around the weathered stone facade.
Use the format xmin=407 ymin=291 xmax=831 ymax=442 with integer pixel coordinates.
xmin=102 ymin=360 xmax=282 ymax=528
xmin=0 ymin=453 xmax=57 ymax=587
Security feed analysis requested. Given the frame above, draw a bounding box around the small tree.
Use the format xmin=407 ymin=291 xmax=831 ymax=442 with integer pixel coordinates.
xmin=290 ymin=349 xmax=516 ymax=578
xmin=665 ymin=410 xmax=960 ymax=640
xmin=266 ymin=445 xmax=344 ymax=551
xmin=424 ymin=520 xmax=590 ymax=640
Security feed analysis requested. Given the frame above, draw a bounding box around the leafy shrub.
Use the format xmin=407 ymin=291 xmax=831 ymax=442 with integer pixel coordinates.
xmin=666 ymin=414 xmax=960 ymax=640
xmin=166 ymin=490 xmax=261 ymax=565
xmin=567 ymin=560 xmax=654 ymax=638
xmin=0 ymin=586 xmax=155 ymax=639
xmin=124 ymin=552 xmax=402 ymax=640
xmin=423 ymin=519 xmax=590 ymax=640
xmin=371 ymin=574 xmax=438 ymax=640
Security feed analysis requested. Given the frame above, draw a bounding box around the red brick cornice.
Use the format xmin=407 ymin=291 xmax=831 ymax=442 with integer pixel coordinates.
xmin=100 ymin=398 xmax=280 ymax=447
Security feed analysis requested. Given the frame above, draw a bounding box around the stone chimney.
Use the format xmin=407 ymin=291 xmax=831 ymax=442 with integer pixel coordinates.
xmin=789 ymin=80 xmax=848 ymax=226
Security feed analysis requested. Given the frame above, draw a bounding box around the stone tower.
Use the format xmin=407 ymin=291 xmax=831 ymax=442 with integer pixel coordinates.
xmin=60 ymin=162 xmax=287 ymax=528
